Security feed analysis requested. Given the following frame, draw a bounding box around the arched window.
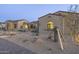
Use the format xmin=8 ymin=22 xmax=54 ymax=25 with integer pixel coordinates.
xmin=47 ymin=21 xmax=54 ymax=30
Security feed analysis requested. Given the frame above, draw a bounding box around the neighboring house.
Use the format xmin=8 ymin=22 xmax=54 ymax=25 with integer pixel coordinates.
xmin=6 ymin=20 xmax=15 ymax=31
xmin=15 ymin=19 xmax=29 ymax=31
xmin=29 ymin=21 xmax=39 ymax=32
xmin=0 ymin=22 xmax=6 ymax=30
xmin=6 ymin=19 xmax=29 ymax=31
xmin=38 ymin=11 xmax=79 ymax=38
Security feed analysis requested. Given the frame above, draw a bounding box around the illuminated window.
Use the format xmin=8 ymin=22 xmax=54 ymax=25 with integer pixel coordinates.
xmin=23 ymin=22 xmax=28 ymax=29
xmin=24 ymin=24 xmax=28 ymax=29
xmin=47 ymin=21 xmax=54 ymax=30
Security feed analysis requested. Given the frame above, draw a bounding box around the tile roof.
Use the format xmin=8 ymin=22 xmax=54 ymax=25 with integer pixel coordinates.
xmin=39 ymin=11 xmax=79 ymax=19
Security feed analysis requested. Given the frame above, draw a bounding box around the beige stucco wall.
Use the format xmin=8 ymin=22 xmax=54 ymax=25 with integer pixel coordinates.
xmin=17 ymin=20 xmax=28 ymax=30
xmin=38 ymin=14 xmax=64 ymax=36
xmin=6 ymin=22 xmax=15 ymax=30
xmin=6 ymin=20 xmax=29 ymax=31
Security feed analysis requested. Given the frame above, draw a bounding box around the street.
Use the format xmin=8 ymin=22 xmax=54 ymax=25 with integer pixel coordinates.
xmin=0 ymin=38 xmax=35 ymax=54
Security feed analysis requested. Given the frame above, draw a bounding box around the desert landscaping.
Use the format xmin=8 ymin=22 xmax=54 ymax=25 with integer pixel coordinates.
xmin=0 ymin=30 xmax=79 ymax=54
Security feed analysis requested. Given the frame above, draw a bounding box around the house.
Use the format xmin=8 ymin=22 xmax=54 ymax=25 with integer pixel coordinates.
xmin=38 ymin=12 xmax=64 ymax=37
xmin=38 ymin=11 xmax=79 ymax=41
xmin=15 ymin=19 xmax=29 ymax=31
xmin=53 ymin=11 xmax=79 ymax=36
xmin=6 ymin=19 xmax=29 ymax=31
xmin=0 ymin=22 xmax=6 ymax=31
xmin=29 ymin=21 xmax=39 ymax=32
xmin=6 ymin=20 xmax=16 ymax=31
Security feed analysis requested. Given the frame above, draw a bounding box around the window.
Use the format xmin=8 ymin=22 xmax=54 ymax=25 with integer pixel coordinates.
xmin=30 ymin=24 xmax=35 ymax=29
xmin=47 ymin=21 xmax=54 ymax=30
xmin=23 ymin=22 xmax=28 ymax=29
xmin=14 ymin=24 xmax=17 ymax=28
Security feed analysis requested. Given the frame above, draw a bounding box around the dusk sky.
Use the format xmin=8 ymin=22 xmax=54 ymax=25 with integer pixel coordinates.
xmin=0 ymin=4 xmax=71 ymax=22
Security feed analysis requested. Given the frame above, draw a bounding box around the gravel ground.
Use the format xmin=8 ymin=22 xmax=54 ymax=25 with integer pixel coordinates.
xmin=0 ymin=31 xmax=79 ymax=54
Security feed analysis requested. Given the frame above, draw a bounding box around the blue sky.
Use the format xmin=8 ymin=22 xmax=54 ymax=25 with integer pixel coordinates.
xmin=0 ymin=4 xmax=71 ymax=22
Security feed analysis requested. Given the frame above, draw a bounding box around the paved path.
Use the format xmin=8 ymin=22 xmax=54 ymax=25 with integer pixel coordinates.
xmin=0 ymin=38 xmax=35 ymax=54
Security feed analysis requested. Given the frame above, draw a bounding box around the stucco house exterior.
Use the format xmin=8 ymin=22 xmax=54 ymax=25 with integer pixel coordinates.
xmin=0 ymin=22 xmax=6 ymax=31
xmin=29 ymin=21 xmax=39 ymax=32
xmin=38 ymin=11 xmax=79 ymax=41
xmin=15 ymin=19 xmax=29 ymax=31
xmin=5 ymin=19 xmax=29 ymax=31
xmin=38 ymin=11 xmax=64 ymax=37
